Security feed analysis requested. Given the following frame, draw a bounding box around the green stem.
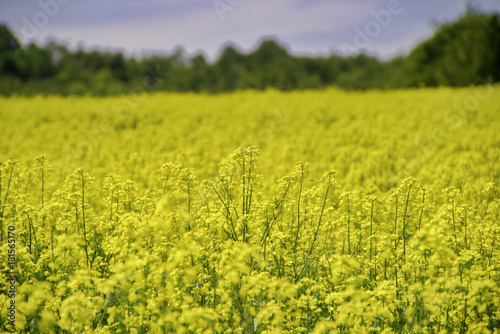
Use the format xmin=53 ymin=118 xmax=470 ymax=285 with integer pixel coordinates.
xmin=81 ymin=171 xmax=90 ymax=269
xmin=418 ymin=188 xmax=425 ymax=230
xmin=451 ymin=196 xmax=458 ymax=253
xmin=109 ymin=188 xmax=114 ymax=221
xmin=347 ymin=196 xmax=351 ymax=255
xmin=0 ymin=164 xmax=14 ymax=243
xmin=162 ymin=177 xmax=168 ymax=195
xmin=294 ymin=165 xmax=304 ymax=252
xmin=27 ymin=213 xmax=32 ymax=255
xmin=246 ymin=163 xmax=253 ymax=214
xmin=41 ymin=166 xmax=46 ymax=228
xmin=464 ymin=208 xmax=468 ymax=250
xmin=394 ymin=195 xmax=398 ymax=252
xmin=242 ymin=156 xmax=246 ymax=215
xmin=212 ymin=184 xmax=238 ymax=241
xmin=51 ymin=217 xmax=56 ymax=264
xmin=370 ymin=200 xmax=374 ymax=263
xmin=297 ymin=182 xmax=330 ymax=281
xmin=402 ymin=183 xmax=412 ymax=263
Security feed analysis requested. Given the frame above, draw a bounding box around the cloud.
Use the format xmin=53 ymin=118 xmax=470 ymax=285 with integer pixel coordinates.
xmin=4 ymin=0 xmax=376 ymax=59
xmin=1 ymin=0 xmax=499 ymax=61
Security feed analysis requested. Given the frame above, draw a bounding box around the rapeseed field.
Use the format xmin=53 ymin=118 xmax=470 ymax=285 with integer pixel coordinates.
xmin=0 ymin=87 xmax=499 ymax=333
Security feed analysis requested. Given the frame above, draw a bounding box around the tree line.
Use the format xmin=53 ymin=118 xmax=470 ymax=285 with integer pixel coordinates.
xmin=0 ymin=9 xmax=499 ymax=95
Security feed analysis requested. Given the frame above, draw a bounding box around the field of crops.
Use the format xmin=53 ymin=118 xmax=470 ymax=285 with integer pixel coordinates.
xmin=1 ymin=87 xmax=499 ymax=333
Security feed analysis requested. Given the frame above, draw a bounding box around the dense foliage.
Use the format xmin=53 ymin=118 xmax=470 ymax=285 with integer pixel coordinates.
xmin=1 ymin=10 xmax=499 ymax=95
xmin=1 ymin=87 xmax=499 ymax=332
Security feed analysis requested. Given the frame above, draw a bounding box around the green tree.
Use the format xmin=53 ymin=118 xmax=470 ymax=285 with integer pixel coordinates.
xmin=406 ymin=10 xmax=500 ymax=86
xmin=0 ymin=25 xmax=21 ymax=77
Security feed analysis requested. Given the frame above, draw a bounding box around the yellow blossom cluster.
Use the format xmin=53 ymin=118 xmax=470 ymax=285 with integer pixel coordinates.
xmin=0 ymin=87 xmax=499 ymax=332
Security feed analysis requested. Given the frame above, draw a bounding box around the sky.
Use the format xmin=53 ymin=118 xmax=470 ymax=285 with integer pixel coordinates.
xmin=0 ymin=0 xmax=499 ymax=61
